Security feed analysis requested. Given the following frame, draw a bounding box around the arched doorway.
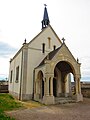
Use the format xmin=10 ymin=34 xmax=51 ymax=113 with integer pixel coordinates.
xmin=37 ymin=71 xmax=44 ymax=99
xmin=53 ymin=61 xmax=75 ymax=97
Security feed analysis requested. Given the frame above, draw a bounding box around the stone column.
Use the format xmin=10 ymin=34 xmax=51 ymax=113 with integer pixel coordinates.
xmin=74 ymin=76 xmax=83 ymax=102
xmin=20 ymin=44 xmax=28 ymax=100
xmin=50 ymin=77 xmax=53 ymax=96
xmin=46 ymin=77 xmax=49 ymax=96
xmin=75 ymin=77 xmax=78 ymax=94
xmin=78 ymin=78 xmax=81 ymax=94
xmin=43 ymin=78 xmax=45 ymax=96
xmin=43 ymin=75 xmax=55 ymax=104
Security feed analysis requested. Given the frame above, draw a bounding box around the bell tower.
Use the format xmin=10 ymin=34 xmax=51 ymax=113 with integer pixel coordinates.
xmin=42 ymin=4 xmax=50 ymax=29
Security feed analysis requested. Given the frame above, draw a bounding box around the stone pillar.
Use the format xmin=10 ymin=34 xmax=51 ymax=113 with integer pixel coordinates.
xmin=73 ymin=76 xmax=83 ymax=102
xmin=20 ymin=44 xmax=28 ymax=100
xmin=78 ymin=78 xmax=81 ymax=94
xmin=43 ymin=74 xmax=55 ymax=105
xmin=34 ymin=79 xmax=40 ymax=101
xmin=46 ymin=77 xmax=49 ymax=96
xmin=43 ymin=78 xmax=46 ymax=96
xmin=75 ymin=79 xmax=78 ymax=94
xmin=50 ymin=77 xmax=53 ymax=96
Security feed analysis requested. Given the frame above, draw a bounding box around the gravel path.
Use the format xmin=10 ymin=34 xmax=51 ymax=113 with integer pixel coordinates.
xmin=6 ymin=98 xmax=90 ymax=120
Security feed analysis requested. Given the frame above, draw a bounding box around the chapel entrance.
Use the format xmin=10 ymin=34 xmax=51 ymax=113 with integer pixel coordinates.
xmin=53 ymin=61 xmax=74 ymax=97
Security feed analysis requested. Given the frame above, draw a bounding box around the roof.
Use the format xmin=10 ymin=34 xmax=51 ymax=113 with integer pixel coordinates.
xmin=43 ymin=6 xmax=49 ymax=21
xmin=37 ymin=42 xmax=79 ymax=68
xmin=10 ymin=24 xmax=62 ymax=62
xmin=38 ymin=44 xmax=63 ymax=67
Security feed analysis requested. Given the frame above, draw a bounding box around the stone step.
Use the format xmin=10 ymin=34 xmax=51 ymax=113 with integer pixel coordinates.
xmin=55 ymin=97 xmax=76 ymax=104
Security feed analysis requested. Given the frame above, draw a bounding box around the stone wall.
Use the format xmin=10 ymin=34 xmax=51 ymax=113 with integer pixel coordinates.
xmin=81 ymin=82 xmax=90 ymax=98
xmin=0 ymin=85 xmax=9 ymax=93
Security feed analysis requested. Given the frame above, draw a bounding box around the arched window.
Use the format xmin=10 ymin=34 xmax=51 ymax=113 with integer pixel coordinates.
xmin=10 ymin=70 xmax=13 ymax=83
xmin=53 ymin=45 xmax=56 ymax=50
xmin=42 ymin=43 xmax=45 ymax=53
xmin=16 ymin=66 xmax=19 ymax=83
xmin=48 ymin=37 xmax=51 ymax=49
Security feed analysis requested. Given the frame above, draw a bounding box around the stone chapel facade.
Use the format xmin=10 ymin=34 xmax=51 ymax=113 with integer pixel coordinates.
xmin=9 ymin=6 xmax=83 ymax=104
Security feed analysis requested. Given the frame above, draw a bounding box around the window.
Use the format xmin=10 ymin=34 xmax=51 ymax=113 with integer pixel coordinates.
xmin=48 ymin=37 xmax=51 ymax=49
xmin=42 ymin=43 xmax=45 ymax=53
xmin=16 ymin=66 xmax=19 ymax=83
xmin=10 ymin=70 xmax=13 ymax=83
xmin=53 ymin=45 xmax=56 ymax=50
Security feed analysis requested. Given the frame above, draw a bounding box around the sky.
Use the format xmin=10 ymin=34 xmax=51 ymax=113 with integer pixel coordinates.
xmin=0 ymin=0 xmax=90 ymax=81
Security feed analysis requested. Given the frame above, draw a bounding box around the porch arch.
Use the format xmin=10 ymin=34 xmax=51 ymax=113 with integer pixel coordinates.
xmin=52 ymin=61 xmax=76 ymax=97
xmin=36 ymin=70 xmax=44 ymax=99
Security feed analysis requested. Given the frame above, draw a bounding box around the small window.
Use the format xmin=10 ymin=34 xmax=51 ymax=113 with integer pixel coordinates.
xmin=53 ymin=45 xmax=56 ymax=50
xmin=48 ymin=37 xmax=51 ymax=49
xmin=42 ymin=43 xmax=45 ymax=53
xmin=16 ymin=66 xmax=19 ymax=83
xmin=10 ymin=70 xmax=13 ymax=83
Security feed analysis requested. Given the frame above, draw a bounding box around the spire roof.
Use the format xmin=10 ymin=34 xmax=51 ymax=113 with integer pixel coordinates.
xmin=43 ymin=6 xmax=49 ymax=21
xmin=42 ymin=5 xmax=50 ymax=29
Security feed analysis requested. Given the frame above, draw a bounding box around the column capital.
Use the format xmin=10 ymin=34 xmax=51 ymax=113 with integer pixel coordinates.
xmin=45 ymin=73 xmax=54 ymax=78
xmin=74 ymin=74 xmax=81 ymax=81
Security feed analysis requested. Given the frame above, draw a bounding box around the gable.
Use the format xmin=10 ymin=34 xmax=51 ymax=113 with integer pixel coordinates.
xmin=52 ymin=43 xmax=77 ymax=63
xmin=28 ymin=25 xmax=62 ymax=51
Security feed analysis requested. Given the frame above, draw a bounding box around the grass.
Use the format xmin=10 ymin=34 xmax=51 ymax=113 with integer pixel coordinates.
xmin=0 ymin=93 xmax=44 ymax=120
xmin=0 ymin=93 xmax=22 ymax=120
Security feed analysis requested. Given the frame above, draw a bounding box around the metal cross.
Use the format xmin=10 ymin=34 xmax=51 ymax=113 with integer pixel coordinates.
xmin=62 ymin=37 xmax=65 ymax=43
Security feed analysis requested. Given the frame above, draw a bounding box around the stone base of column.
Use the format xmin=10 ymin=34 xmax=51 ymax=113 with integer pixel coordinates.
xmin=43 ymin=95 xmax=55 ymax=105
xmin=72 ymin=93 xmax=83 ymax=102
xmin=34 ymin=94 xmax=40 ymax=101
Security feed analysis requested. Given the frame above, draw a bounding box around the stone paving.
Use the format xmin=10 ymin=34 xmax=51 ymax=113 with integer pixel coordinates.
xmin=6 ymin=98 xmax=90 ymax=120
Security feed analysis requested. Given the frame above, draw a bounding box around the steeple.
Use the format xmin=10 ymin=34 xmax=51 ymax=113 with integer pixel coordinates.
xmin=42 ymin=4 xmax=50 ymax=29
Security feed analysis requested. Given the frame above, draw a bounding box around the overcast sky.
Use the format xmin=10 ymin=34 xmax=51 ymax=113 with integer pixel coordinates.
xmin=0 ymin=0 xmax=90 ymax=81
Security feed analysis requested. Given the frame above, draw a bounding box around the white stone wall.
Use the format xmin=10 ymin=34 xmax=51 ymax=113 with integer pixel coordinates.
xmin=9 ymin=51 xmax=22 ymax=99
xmin=9 ymin=26 xmax=62 ymax=100
xmin=26 ymin=26 xmax=62 ymax=95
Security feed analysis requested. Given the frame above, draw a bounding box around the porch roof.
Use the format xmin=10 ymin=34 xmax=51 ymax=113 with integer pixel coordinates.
xmin=38 ymin=43 xmax=63 ymax=67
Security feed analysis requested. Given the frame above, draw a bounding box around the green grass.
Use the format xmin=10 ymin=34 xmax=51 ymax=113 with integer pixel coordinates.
xmin=0 ymin=93 xmax=22 ymax=120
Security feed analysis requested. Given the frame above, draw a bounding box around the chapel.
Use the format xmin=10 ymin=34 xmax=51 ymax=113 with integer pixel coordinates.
xmin=9 ymin=6 xmax=83 ymax=104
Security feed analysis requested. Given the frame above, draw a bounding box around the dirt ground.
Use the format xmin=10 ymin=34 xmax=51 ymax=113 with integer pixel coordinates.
xmin=6 ymin=98 xmax=90 ymax=120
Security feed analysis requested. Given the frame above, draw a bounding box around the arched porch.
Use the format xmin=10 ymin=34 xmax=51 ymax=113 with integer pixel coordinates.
xmin=53 ymin=61 xmax=74 ymax=98
xmin=34 ymin=59 xmax=83 ymax=104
